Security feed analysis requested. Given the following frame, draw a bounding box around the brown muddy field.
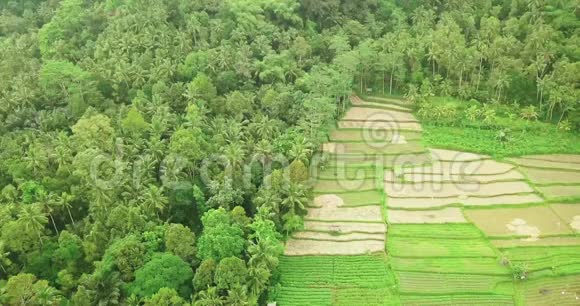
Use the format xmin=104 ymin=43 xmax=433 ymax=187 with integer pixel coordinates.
xmin=465 ymin=206 xmax=573 ymax=237
xmin=388 ymin=208 xmax=467 ymax=224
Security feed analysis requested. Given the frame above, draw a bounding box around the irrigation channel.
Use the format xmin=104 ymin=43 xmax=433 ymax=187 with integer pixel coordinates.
xmin=276 ymin=96 xmax=580 ymax=305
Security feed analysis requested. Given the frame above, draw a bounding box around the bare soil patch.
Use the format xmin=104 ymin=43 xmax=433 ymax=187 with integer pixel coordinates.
xmin=382 ymin=153 xmax=433 ymax=168
xmin=385 ymin=170 xmax=526 ymax=184
xmin=292 ymin=231 xmax=385 ymax=241
xmin=573 ymin=216 xmax=580 ymax=232
xmin=322 ymin=142 xmax=425 ymax=155
xmin=466 ymin=206 xmax=573 ymax=237
xmin=303 ymin=221 xmax=386 ymax=234
xmin=550 ymin=204 xmax=580 ymax=232
xmin=343 ymin=107 xmax=418 ymax=122
xmin=284 ymin=238 xmax=385 ymax=255
xmin=312 ymin=194 xmax=344 ymax=208
xmin=519 ymin=167 xmax=580 ymax=184
xmin=537 ymin=185 xmax=580 ymax=199
xmin=306 ymin=205 xmax=383 ymax=222
xmin=388 ymin=208 xmax=467 ymax=224
xmin=387 ymin=194 xmax=543 ymax=209
xmin=364 ymin=96 xmax=414 ymax=107
xmin=508 ymin=158 xmax=580 ymax=171
xmin=430 ymin=149 xmax=490 ymax=162
xmin=326 ymin=152 xmax=432 ymax=169
xmin=399 ymin=160 xmax=515 ymax=176
xmin=338 ymin=120 xmax=423 ymax=131
xmin=313 ymin=180 xmax=376 ymax=193
xmin=351 ymin=96 xmax=411 ymax=112
xmin=316 ymin=167 xmax=378 ymax=180
xmin=385 ymin=181 xmax=535 ymax=198
xmin=330 ymin=129 xmax=422 ymax=142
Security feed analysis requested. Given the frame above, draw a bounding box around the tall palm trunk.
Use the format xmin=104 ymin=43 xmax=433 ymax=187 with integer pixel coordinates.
xmin=389 ymin=68 xmax=394 ymax=95
xmin=476 ymin=57 xmax=483 ymax=91
xmin=382 ymin=70 xmax=386 ymax=95
xmin=359 ymin=69 xmax=363 ymax=93
xmin=67 ymin=208 xmax=75 ymax=225
xmin=432 ymin=60 xmax=436 ymax=78
xmin=539 ymin=89 xmax=544 ymax=113
xmin=49 ymin=213 xmax=59 ymax=235
xmin=36 ymin=228 xmax=43 ymax=247
xmin=558 ymin=109 xmax=567 ymax=124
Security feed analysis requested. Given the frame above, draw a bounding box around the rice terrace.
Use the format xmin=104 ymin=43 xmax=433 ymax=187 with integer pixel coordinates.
xmin=1 ymin=1 xmax=579 ymax=305
xmin=277 ymin=95 xmax=580 ymax=305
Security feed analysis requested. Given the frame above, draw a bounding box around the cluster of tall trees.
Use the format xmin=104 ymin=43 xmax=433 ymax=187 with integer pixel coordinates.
xmin=0 ymin=0 xmax=578 ymax=305
xmin=339 ymin=1 xmax=578 ymax=126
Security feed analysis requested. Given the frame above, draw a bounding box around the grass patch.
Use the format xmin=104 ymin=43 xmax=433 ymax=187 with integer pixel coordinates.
xmin=422 ymin=124 xmax=580 ymax=158
xmin=391 ymin=257 xmax=510 ymax=275
xmin=275 ymin=287 xmax=333 ymax=306
xmin=500 ymin=246 xmax=580 ymax=274
xmin=396 ymin=271 xmax=514 ymax=295
xmin=516 ymin=274 xmax=580 ymax=305
xmin=278 ymin=255 xmax=395 ymax=288
xmin=388 ymin=224 xmax=483 ymax=239
xmin=388 ymin=237 xmax=496 ymax=258
xmin=334 ymin=288 xmax=400 ymax=306
xmin=312 ymin=190 xmax=382 ymax=206
xmin=400 ymin=293 xmax=515 ymax=305
xmin=276 ymin=255 xmax=399 ymax=306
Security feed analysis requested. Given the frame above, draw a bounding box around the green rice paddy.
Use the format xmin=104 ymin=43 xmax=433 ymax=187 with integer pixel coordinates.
xmin=276 ymin=96 xmax=580 ymax=305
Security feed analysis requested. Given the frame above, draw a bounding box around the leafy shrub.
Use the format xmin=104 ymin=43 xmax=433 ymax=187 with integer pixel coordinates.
xmin=464 ymin=105 xmax=481 ymax=122
xmin=520 ymin=105 xmax=539 ymax=121
xmin=558 ymin=119 xmax=572 ymax=131
xmin=511 ymin=262 xmax=529 ymax=281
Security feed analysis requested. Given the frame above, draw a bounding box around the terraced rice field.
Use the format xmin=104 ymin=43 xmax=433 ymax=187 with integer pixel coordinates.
xmin=278 ymin=96 xmax=420 ymax=304
xmin=276 ymin=95 xmax=580 ymax=305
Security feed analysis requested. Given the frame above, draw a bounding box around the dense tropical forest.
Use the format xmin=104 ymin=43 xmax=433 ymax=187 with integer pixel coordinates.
xmin=0 ymin=0 xmax=578 ymax=305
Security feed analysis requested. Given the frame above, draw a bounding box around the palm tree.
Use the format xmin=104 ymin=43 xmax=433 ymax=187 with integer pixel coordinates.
xmin=426 ymin=42 xmax=438 ymax=78
xmin=24 ymin=144 xmax=45 ymax=175
xmin=0 ymin=242 xmax=11 ymax=275
xmin=289 ymin=138 xmax=312 ymax=165
xmin=248 ymin=239 xmax=280 ymax=270
xmin=194 ymin=287 xmax=225 ymax=306
xmin=54 ymin=131 xmax=72 ymax=172
xmin=125 ymin=295 xmax=142 ymax=306
xmin=92 ymin=186 xmax=112 ymax=213
xmin=251 ymin=115 xmax=279 ymax=140
xmin=246 ymin=264 xmax=270 ymax=299
xmin=18 ymin=204 xmax=48 ymax=246
xmin=494 ymin=72 xmax=510 ymax=102
xmin=254 ymin=139 xmax=274 ymax=164
xmin=54 ymin=192 xmax=75 ymax=225
xmin=140 ymin=185 xmax=167 ymax=219
xmin=37 ymin=191 xmax=59 ymax=235
xmin=226 ymin=286 xmax=250 ymax=306
xmin=223 ymin=143 xmax=246 ymax=176
xmin=254 ymin=190 xmax=282 ymax=215
xmin=281 ymin=183 xmax=309 ymax=216
xmin=93 ymin=272 xmax=122 ymax=306
xmin=35 ymin=285 xmax=61 ymax=306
